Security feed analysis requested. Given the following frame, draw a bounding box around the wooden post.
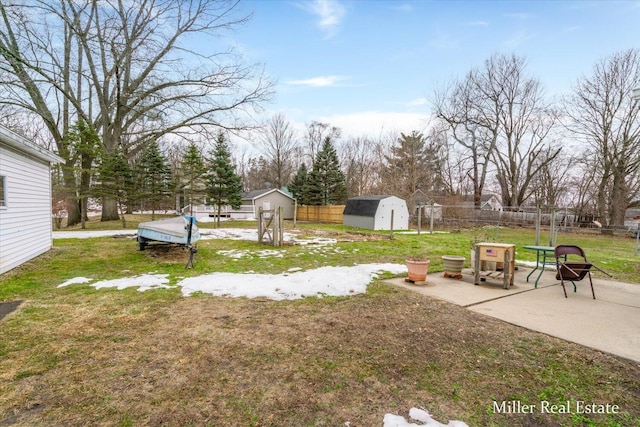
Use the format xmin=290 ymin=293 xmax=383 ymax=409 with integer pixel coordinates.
xmin=429 ymin=201 xmax=435 ymax=235
xmin=258 ymin=207 xmax=264 ymax=244
xmin=278 ymin=206 xmax=284 ymax=247
xmin=389 ymin=209 xmax=394 ymax=239
xmin=293 ymin=200 xmax=297 ymax=227
xmin=474 ymin=244 xmax=481 ymax=285
xmin=417 ymin=205 xmax=422 ymax=235
xmin=503 ymin=248 xmax=511 ymax=289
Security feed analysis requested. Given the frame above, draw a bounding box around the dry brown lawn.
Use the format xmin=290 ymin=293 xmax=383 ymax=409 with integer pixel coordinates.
xmin=1 ymin=281 xmax=638 ymax=426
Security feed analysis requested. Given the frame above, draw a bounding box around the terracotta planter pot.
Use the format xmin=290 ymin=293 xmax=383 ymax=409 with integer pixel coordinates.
xmin=406 ymin=259 xmax=430 ymax=282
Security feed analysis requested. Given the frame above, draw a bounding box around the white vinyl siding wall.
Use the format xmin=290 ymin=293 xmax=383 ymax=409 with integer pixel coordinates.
xmin=0 ymin=144 xmax=53 ymax=274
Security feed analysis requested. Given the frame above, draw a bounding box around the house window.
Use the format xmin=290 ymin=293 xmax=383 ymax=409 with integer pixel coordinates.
xmin=0 ymin=175 xmax=5 ymax=207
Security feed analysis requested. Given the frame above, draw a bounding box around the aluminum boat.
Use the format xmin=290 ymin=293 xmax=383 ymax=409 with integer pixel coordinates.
xmin=137 ymin=216 xmax=199 ymax=250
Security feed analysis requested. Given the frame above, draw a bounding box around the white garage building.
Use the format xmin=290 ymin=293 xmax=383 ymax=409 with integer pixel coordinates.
xmin=0 ymin=125 xmax=63 ymax=274
xmin=343 ymin=195 xmax=409 ymax=231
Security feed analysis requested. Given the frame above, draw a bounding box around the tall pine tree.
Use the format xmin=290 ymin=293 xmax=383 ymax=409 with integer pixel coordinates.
xmin=137 ymin=140 xmax=171 ymax=220
xmin=179 ymin=142 xmax=206 ymax=214
xmin=289 ymin=163 xmax=310 ymax=205
xmin=207 ymin=132 xmax=243 ymax=227
xmin=307 ymin=137 xmax=347 ymax=205
xmin=96 ymin=148 xmax=132 ymax=228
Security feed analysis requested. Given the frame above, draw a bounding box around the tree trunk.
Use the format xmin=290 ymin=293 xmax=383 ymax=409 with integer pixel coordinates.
xmin=62 ymin=161 xmax=81 ymax=227
xmin=101 ymin=197 xmax=120 ymax=221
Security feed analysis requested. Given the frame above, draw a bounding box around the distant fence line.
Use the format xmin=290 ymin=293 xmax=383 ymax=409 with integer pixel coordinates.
xmin=292 ymin=203 xmax=639 ymax=237
xmin=421 ymin=204 xmax=639 ymax=236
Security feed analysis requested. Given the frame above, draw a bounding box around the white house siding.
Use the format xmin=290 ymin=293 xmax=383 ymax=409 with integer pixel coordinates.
xmin=0 ymin=144 xmax=54 ymax=274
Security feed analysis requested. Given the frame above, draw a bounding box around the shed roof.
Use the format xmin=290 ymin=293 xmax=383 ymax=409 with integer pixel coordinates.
xmin=242 ymin=188 xmax=294 ymax=201
xmin=0 ymin=125 xmax=63 ymax=164
xmin=343 ymin=195 xmax=393 ymax=217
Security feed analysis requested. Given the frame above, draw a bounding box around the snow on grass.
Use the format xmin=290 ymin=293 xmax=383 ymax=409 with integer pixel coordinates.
xmin=383 ymin=407 xmax=468 ymax=426
xmin=58 ymin=273 xmax=172 ymax=292
xmin=177 ymin=263 xmax=406 ymax=299
xmin=216 ymin=249 xmax=285 ymax=259
xmin=516 ymin=260 xmax=557 ymax=271
xmin=58 ymin=277 xmax=93 ymax=287
xmin=56 ymin=264 xmax=407 ymax=300
xmin=53 ymin=230 xmax=137 ymax=239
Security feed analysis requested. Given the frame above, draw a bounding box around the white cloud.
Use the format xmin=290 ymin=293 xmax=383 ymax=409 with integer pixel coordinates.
xmin=429 ymin=31 xmax=460 ymax=51
xmin=300 ymin=0 xmax=346 ymax=39
xmin=390 ymin=3 xmax=414 ymax=13
xmin=407 ymin=97 xmax=429 ymax=107
xmin=286 ymin=75 xmax=346 ymax=87
xmin=464 ymin=20 xmax=489 ymax=27
xmin=503 ymin=12 xmax=531 ymax=20
xmin=503 ymin=30 xmax=537 ymax=48
xmin=318 ymin=111 xmax=430 ymax=139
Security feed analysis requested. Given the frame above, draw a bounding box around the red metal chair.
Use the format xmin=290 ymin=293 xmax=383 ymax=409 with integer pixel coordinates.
xmin=554 ymin=245 xmax=609 ymax=299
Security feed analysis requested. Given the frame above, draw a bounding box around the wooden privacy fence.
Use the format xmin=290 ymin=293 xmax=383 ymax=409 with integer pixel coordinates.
xmin=296 ymin=205 xmax=345 ymax=223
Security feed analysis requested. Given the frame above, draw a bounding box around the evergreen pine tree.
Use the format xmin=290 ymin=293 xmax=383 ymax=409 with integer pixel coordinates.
xmin=137 ymin=140 xmax=171 ymax=220
xmin=207 ymin=132 xmax=243 ymax=227
xmin=63 ymin=120 xmax=100 ymax=228
xmin=180 ymin=142 xmax=206 ymax=214
xmin=96 ymin=148 xmax=132 ymax=228
xmin=289 ymin=163 xmax=310 ymax=205
xmin=307 ymin=137 xmax=347 ymax=205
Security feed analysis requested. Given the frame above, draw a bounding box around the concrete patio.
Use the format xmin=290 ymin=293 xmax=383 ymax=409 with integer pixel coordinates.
xmin=385 ymin=266 xmax=640 ymax=363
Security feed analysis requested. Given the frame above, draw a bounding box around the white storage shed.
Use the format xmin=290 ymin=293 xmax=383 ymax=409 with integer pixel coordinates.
xmin=0 ymin=125 xmax=63 ymax=274
xmin=343 ymin=195 xmax=409 ymax=230
xmin=230 ymin=189 xmax=296 ymax=220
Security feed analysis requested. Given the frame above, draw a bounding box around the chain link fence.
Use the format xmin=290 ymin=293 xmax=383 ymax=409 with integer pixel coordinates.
xmin=413 ymin=204 xmax=640 ymax=239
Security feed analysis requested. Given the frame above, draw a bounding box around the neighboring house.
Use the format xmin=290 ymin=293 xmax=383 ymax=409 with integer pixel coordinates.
xmin=463 ymin=194 xmax=503 ymax=211
xmin=624 ymin=207 xmax=640 ymax=230
xmin=343 ymin=195 xmax=409 ymax=230
xmin=412 ymin=190 xmax=442 ymax=220
xmin=230 ymin=189 xmax=296 ymax=220
xmin=0 ymin=125 xmax=63 ymax=274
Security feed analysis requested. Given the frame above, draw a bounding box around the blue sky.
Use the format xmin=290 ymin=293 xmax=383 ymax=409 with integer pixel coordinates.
xmin=229 ymin=0 xmax=640 ymax=139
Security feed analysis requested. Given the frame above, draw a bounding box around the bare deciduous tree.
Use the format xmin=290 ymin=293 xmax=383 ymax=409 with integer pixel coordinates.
xmin=340 ymin=136 xmax=378 ymax=197
xmin=434 ymin=78 xmax=496 ymax=208
xmin=563 ymin=49 xmax=640 ymax=227
xmin=0 ymin=0 xmax=271 ymax=223
xmin=435 ymin=54 xmax=560 ymax=210
xmin=261 ymin=113 xmax=298 ymax=189
xmin=304 ymin=121 xmax=340 ymax=166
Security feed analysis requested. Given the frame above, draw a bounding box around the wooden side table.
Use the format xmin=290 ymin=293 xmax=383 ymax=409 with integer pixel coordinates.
xmin=474 ymin=242 xmax=516 ymax=289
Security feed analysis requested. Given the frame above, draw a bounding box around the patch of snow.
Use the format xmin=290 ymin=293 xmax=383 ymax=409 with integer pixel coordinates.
xmin=216 ymin=249 xmax=286 ymax=259
xmin=90 ymin=274 xmax=171 ymax=292
xmin=516 ymin=260 xmax=557 ymax=271
xmin=56 ymin=264 xmax=406 ymax=300
xmin=291 ymin=237 xmax=338 ymax=245
xmin=53 ymin=230 xmax=137 ymax=239
xmin=178 ymin=263 xmax=406 ymax=299
xmin=58 ymin=277 xmax=93 ymax=287
xmin=383 ymin=407 xmax=468 ymax=427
